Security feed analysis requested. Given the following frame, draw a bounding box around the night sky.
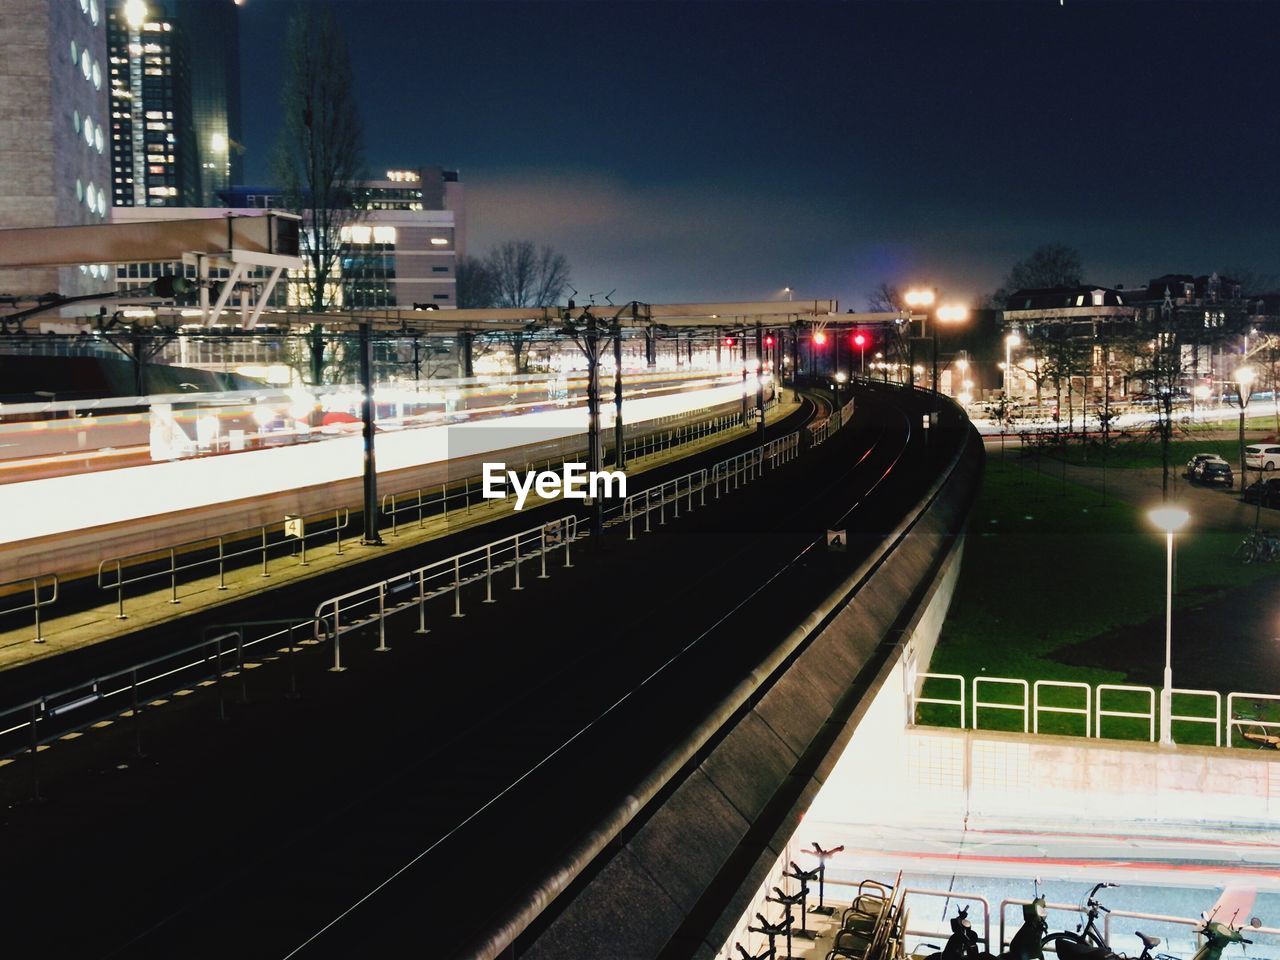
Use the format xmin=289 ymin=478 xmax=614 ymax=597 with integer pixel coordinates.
xmin=239 ymin=1 xmax=1280 ymax=308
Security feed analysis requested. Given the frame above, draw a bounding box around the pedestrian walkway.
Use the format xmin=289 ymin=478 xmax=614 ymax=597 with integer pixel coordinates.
xmin=0 ymin=402 xmax=797 ymax=672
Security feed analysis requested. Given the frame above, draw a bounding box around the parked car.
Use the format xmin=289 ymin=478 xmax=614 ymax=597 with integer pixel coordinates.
xmin=1185 ymin=452 xmax=1222 ymax=478
xmin=1245 ymin=443 xmax=1280 ymax=472
xmin=1242 ymin=477 xmax=1280 ymax=508
xmin=1192 ymin=457 xmax=1233 ymax=487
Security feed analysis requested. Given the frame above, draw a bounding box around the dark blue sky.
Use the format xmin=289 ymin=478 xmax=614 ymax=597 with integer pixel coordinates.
xmin=240 ymin=1 xmax=1280 ymax=308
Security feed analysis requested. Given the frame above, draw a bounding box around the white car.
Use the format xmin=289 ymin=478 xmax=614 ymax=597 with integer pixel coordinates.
xmin=1245 ymin=443 xmax=1280 ymax=471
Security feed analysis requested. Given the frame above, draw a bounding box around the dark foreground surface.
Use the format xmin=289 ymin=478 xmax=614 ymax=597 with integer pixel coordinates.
xmin=0 ymin=383 xmax=966 ymax=959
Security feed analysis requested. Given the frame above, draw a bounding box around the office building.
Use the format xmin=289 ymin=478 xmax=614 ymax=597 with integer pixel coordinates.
xmin=0 ymin=0 xmax=113 ymax=296
xmin=106 ymin=0 xmax=242 ymax=208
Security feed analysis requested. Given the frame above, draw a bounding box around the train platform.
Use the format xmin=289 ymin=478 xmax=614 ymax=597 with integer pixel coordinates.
xmin=0 ymin=399 xmax=800 ymax=674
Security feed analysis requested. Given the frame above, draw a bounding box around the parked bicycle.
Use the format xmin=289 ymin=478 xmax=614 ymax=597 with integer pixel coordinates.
xmin=1234 ymin=529 xmax=1280 ymax=564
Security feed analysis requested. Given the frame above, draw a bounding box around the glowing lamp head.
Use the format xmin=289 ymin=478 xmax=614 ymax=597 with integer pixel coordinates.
xmin=904 ymin=288 xmax=936 ymax=308
xmin=937 ymin=304 xmax=968 ymax=323
xmin=1235 ymin=365 xmax=1257 ymax=389
xmin=764 ymin=334 xmax=775 ymax=347
xmin=853 ymin=332 xmax=867 ymax=347
xmin=1006 ymin=332 xmax=1022 ymax=347
xmin=1148 ymin=506 xmax=1190 ymax=534
xmin=813 ymin=330 xmax=827 ymax=346
xmin=723 ymin=336 xmax=735 ymax=347
xmin=124 ymin=0 xmax=147 ymax=27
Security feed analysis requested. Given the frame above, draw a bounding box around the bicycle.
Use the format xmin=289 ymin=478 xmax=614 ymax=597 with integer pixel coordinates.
xmin=1042 ymin=882 xmax=1116 ymax=956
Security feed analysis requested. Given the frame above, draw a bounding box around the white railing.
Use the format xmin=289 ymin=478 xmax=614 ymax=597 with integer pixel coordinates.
xmin=913 ymin=672 xmax=966 ymax=727
xmin=621 ymin=469 xmax=708 ymax=540
xmin=314 ymin=515 xmax=578 ymax=672
xmin=914 ymin=674 xmax=1271 ymax=749
xmin=0 ymin=574 xmax=58 ymax=644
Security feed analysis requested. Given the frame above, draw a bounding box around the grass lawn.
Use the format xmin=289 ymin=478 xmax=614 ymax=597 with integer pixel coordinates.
xmin=921 ymin=454 xmax=1280 ymax=744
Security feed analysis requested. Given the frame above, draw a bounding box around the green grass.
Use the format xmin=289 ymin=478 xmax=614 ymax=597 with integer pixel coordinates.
xmin=919 ymin=455 xmax=1280 ymax=743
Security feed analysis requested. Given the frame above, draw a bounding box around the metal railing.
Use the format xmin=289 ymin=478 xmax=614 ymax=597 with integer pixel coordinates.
xmin=1000 ymin=897 xmax=1280 ymax=956
xmin=0 ymin=616 xmax=323 ymax=766
xmin=914 ymin=674 xmax=1265 ymax=749
xmin=314 ymin=515 xmax=579 ymax=672
xmin=899 ymin=888 xmax=992 ymax=953
xmin=0 ymin=574 xmax=58 ymax=644
xmin=97 ymin=508 xmax=350 ymax=619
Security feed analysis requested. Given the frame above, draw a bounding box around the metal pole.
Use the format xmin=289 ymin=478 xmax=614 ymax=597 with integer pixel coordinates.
xmin=741 ymin=331 xmax=749 ymax=424
xmin=586 ymin=311 xmax=603 ymax=539
xmin=359 ymin=322 xmax=383 ymax=545
xmin=460 ymin=330 xmax=474 ymax=378
xmin=755 ymin=321 xmax=765 ymax=445
xmin=614 ymin=322 xmax=625 ymax=469
xmin=309 ymin=323 xmax=325 ymax=385
xmin=1160 ymin=529 xmax=1174 ymax=746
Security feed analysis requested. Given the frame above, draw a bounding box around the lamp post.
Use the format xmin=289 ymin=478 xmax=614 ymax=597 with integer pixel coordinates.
xmin=904 ymin=288 xmax=935 ymax=390
xmin=1003 ymin=331 xmax=1021 ymax=421
xmin=1235 ymin=365 xmax=1255 ymax=507
xmin=1148 ymin=506 xmax=1189 ymax=747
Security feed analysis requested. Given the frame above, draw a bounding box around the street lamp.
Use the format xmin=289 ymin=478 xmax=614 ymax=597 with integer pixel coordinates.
xmin=1235 ymin=365 xmax=1255 ymax=505
xmin=1004 ymin=331 xmax=1022 ymax=414
xmin=783 ymin=286 xmax=793 ymax=302
xmin=1148 ymin=505 xmax=1189 ymax=747
xmin=904 ymin=288 xmax=935 ymax=390
xmin=934 ymin=304 xmax=968 ymax=399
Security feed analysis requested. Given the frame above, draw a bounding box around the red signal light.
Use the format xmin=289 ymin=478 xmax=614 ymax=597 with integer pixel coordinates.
xmin=764 ymin=334 xmax=775 ymax=347
xmin=813 ymin=331 xmax=827 ymax=346
xmin=853 ymin=332 xmax=867 ymax=347
xmin=724 ymin=336 xmax=735 ymax=347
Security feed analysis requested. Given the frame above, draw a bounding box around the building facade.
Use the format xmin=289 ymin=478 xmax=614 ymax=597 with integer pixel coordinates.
xmin=112 ymin=166 xmax=465 ymax=310
xmin=106 ymin=0 xmax=240 ymax=209
xmin=0 ymin=0 xmax=113 ymax=297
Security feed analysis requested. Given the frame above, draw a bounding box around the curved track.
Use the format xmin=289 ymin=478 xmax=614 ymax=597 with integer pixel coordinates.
xmin=0 ymin=384 xmax=962 ymax=959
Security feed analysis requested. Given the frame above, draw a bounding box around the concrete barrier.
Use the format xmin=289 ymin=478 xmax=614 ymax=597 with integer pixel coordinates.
xmin=510 ymin=386 xmax=985 ymax=960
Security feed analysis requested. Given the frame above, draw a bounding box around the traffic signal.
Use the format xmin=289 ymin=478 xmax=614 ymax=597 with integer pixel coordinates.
xmin=151 ymin=275 xmax=192 ymax=298
xmin=724 ymin=335 xmax=735 ymax=347
xmin=764 ymin=334 xmax=775 ymax=347
xmin=813 ymin=330 xmax=827 ymax=346
xmin=853 ymin=331 xmax=867 ymax=348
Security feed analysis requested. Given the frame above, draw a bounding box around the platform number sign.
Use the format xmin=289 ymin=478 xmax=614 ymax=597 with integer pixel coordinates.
xmin=826 ymin=529 xmax=846 ymax=552
xmin=284 ymin=514 xmax=305 ymax=539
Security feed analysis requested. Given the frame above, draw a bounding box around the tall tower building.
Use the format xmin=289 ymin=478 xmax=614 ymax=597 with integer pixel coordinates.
xmin=184 ymin=0 xmax=242 ymax=204
xmin=106 ymin=0 xmax=241 ymax=208
xmin=0 ymin=0 xmax=113 ymax=296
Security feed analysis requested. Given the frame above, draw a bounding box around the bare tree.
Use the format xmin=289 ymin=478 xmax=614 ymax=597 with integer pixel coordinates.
xmin=866 ymin=283 xmax=902 ymax=312
xmin=988 ymin=243 xmax=1084 ymax=308
xmin=484 ymin=240 xmax=571 ymax=373
xmin=487 ymin=241 xmax=571 ymax=309
xmin=274 ymin=3 xmax=364 ymax=312
xmin=456 ymin=255 xmax=498 ymax=309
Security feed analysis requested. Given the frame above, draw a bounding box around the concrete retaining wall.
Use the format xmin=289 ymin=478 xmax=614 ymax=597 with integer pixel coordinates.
xmin=517 ymin=394 xmax=985 ymax=960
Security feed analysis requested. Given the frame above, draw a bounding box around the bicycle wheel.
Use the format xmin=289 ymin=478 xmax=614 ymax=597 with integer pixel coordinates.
xmin=1043 ymin=933 xmax=1088 ymax=953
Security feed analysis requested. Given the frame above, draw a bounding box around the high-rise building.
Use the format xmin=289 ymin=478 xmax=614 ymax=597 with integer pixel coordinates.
xmin=0 ymin=0 xmax=113 ymax=296
xmin=183 ymin=0 xmax=242 ymax=204
xmin=106 ymin=0 xmax=241 ymax=209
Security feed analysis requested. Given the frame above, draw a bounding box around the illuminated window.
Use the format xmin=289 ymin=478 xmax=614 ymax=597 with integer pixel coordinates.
xmin=372 ymin=226 xmax=397 ymax=244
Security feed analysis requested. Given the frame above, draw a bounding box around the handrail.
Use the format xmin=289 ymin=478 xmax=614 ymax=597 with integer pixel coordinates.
xmin=0 ymin=574 xmax=58 ymax=644
xmin=0 ymin=617 xmax=324 ymax=763
xmin=314 ymin=514 xmax=579 ymax=672
xmin=97 ymin=508 xmax=350 ymax=619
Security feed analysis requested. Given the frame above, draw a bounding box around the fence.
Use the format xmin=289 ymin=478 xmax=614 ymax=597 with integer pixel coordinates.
xmin=0 ymin=575 xmax=58 ymax=643
xmin=314 ymin=515 xmax=579 ymax=672
xmin=913 ymin=674 xmax=1253 ymax=749
xmin=0 ymin=617 xmax=322 ymax=767
xmin=97 ymin=508 xmax=351 ymax=619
